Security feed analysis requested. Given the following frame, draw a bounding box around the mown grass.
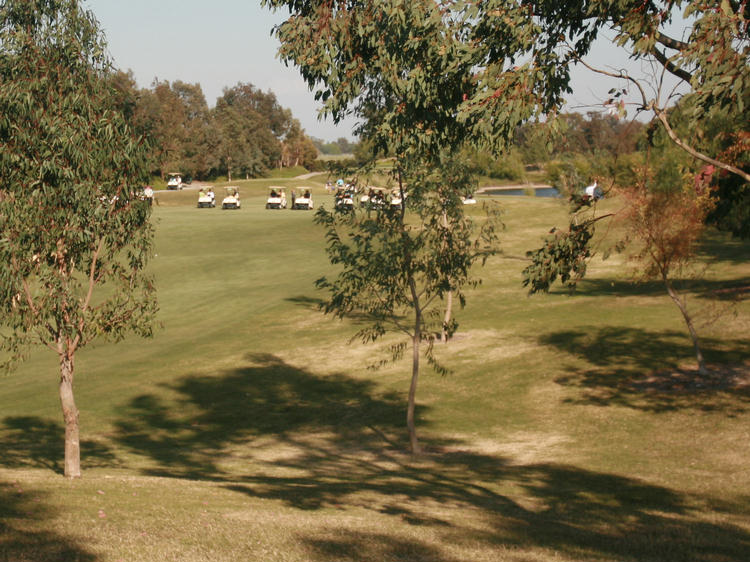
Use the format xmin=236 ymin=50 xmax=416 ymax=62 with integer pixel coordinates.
xmin=1 ymin=192 xmax=749 ymax=562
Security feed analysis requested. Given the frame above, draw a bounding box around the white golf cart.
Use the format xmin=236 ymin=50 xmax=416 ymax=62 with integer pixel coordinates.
xmin=334 ymin=186 xmax=355 ymax=211
xmin=266 ymin=186 xmax=287 ymax=209
xmin=221 ymin=186 xmax=241 ymax=210
xmin=389 ymin=188 xmax=406 ymax=210
xmin=360 ymin=186 xmax=386 ymax=209
xmin=292 ymin=187 xmax=314 ymax=210
xmin=197 ymin=186 xmax=216 ymax=208
xmin=167 ymin=172 xmax=184 ymax=190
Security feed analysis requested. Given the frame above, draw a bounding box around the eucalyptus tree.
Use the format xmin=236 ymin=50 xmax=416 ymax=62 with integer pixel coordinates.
xmin=315 ymin=158 xmax=498 ymax=453
xmin=0 ymin=0 xmax=156 ymax=478
xmin=262 ymin=0 xmax=516 ymax=452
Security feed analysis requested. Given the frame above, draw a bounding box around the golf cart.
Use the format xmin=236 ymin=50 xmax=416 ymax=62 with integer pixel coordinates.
xmin=334 ymin=185 xmax=355 ymax=211
xmin=360 ymin=186 xmax=386 ymax=209
xmin=292 ymin=187 xmax=314 ymax=210
xmin=197 ymin=186 xmax=216 ymax=208
xmin=221 ymin=186 xmax=241 ymax=210
xmin=389 ymin=188 xmax=405 ymax=210
xmin=266 ymin=186 xmax=287 ymax=209
xmin=167 ymin=172 xmax=184 ymax=190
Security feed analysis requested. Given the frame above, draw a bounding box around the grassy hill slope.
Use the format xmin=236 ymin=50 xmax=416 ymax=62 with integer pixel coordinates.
xmin=2 ymin=190 xmax=749 ymax=562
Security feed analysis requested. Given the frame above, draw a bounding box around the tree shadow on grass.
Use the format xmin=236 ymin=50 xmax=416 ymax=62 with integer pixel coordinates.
xmin=113 ymin=352 xmax=414 ymax=480
xmin=697 ymin=230 xmax=750 ymax=266
xmin=112 ymin=353 xmax=750 ymax=561
xmin=540 ymin=326 xmax=750 ymax=412
xmin=238 ymin=448 xmax=750 ymax=562
xmin=0 ymin=480 xmax=98 ymax=561
xmin=284 ymin=295 xmax=325 ymax=310
xmin=0 ymin=416 xmax=119 ymax=474
xmin=575 ymin=276 xmax=750 ymax=301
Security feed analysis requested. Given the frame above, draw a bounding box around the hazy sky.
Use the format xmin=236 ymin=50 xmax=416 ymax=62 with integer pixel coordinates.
xmin=85 ymin=1 xmax=688 ymax=142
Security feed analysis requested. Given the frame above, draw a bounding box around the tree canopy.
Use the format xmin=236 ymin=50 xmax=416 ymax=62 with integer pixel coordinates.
xmin=112 ymin=76 xmax=322 ymax=180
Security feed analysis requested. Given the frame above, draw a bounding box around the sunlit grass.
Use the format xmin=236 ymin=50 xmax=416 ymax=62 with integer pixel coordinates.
xmin=1 ymin=193 xmax=748 ymax=561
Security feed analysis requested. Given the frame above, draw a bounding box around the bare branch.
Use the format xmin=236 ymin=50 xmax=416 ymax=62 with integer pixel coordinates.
xmin=655 ymin=110 xmax=750 ymax=183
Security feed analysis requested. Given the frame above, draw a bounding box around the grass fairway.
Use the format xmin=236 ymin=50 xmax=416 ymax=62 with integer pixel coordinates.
xmin=1 ymin=190 xmax=749 ymax=562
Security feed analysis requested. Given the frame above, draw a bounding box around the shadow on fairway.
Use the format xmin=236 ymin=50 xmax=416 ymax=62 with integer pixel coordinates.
xmin=0 ymin=481 xmax=98 ymax=561
xmin=0 ymin=416 xmax=118 ymax=474
xmin=575 ymin=276 xmax=750 ymax=301
xmin=295 ymin=461 xmax=750 ymax=562
xmin=113 ymin=352 xmax=412 ymax=480
xmin=112 ymin=353 xmax=750 ymax=561
xmin=540 ymin=326 xmax=750 ymax=412
xmin=697 ymin=230 xmax=750 ymax=266
xmin=284 ymin=294 xmax=325 ymax=309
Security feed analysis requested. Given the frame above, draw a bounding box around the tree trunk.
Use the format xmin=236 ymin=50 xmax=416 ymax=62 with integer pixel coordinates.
xmin=407 ymin=331 xmax=422 ymax=454
xmin=59 ymin=354 xmax=81 ymax=478
xmin=442 ymin=289 xmax=453 ymax=342
xmin=663 ymin=275 xmax=708 ymax=376
xmin=441 ymin=209 xmax=453 ymax=342
xmin=407 ymin=273 xmax=423 ymax=455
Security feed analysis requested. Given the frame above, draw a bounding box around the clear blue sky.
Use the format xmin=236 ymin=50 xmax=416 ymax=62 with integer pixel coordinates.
xmin=85 ymin=1 xmax=688 ymax=141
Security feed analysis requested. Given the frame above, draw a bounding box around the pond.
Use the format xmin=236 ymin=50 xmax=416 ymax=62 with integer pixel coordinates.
xmin=483 ymin=187 xmax=560 ymax=198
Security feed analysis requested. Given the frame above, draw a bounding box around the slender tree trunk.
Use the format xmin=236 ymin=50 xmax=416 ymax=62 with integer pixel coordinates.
xmin=442 ymin=290 xmax=453 ymax=342
xmin=441 ymin=208 xmax=453 ymax=342
xmin=59 ymin=353 xmax=81 ymax=478
xmin=407 ymin=331 xmax=422 ymax=454
xmin=663 ymin=275 xmax=708 ymax=376
xmin=407 ymin=277 xmax=422 ymax=455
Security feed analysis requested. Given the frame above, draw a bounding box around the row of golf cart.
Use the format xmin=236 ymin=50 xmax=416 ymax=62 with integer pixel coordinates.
xmin=197 ymin=186 xmax=241 ymax=209
xmin=266 ymin=186 xmax=314 ymax=210
xmin=333 ymin=182 xmax=405 ymax=212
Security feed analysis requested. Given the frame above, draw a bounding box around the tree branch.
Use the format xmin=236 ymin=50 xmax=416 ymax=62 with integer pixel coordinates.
xmin=656 ymin=31 xmax=689 ymax=52
xmin=655 ymin=110 xmax=750 ymax=183
xmin=574 ymin=49 xmax=750 ymax=184
xmin=650 ymin=47 xmax=693 ymax=83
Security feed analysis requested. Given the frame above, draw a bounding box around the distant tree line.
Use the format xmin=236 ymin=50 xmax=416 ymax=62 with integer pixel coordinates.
xmin=516 ymin=111 xmax=646 ymax=190
xmin=311 ymin=136 xmax=358 ymax=155
xmin=110 ymin=72 xmax=320 ymax=181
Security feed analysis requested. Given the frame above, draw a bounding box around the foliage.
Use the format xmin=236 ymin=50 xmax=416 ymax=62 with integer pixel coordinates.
xmin=263 ymin=0 xmax=520 ymax=452
xmin=465 ymin=147 xmax=526 ymax=182
xmin=312 ymin=136 xmax=358 ymax=155
xmin=111 ymin=75 xmax=320 ymax=180
xmin=617 ymin=169 xmax=716 ymax=374
xmin=314 ymin=155 xmax=500 ymax=452
xmin=522 ymin=221 xmax=596 ymax=294
xmin=0 ymin=0 xmax=156 ymax=477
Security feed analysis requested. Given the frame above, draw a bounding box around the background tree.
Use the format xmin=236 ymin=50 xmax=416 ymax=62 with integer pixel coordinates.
xmin=281 ymin=118 xmax=319 ymax=168
xmin=0 ymin=0 xmax=157 ymax=478
xmin=212 ymin=83 xmax=291 ymax=178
